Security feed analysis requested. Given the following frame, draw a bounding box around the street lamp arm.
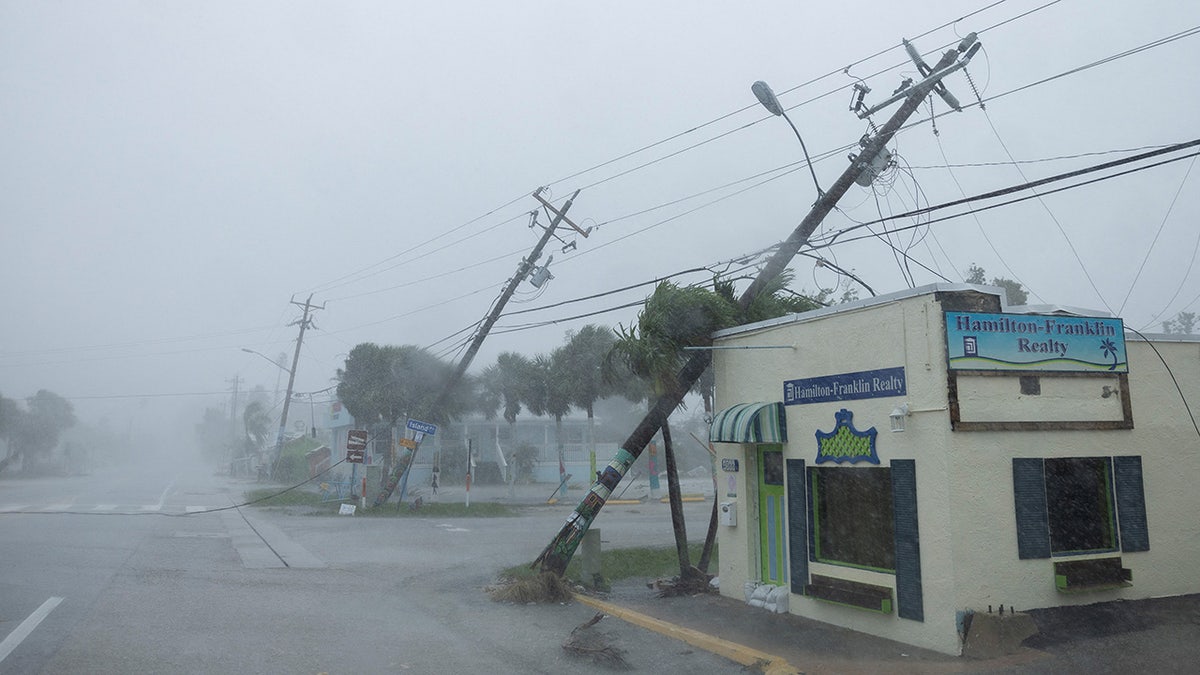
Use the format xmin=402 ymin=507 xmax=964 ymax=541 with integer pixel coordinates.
xmin=780 ymin=110 xmax=824 ymax=198
xmin=241 ymin=348 xmax=292 ymax=374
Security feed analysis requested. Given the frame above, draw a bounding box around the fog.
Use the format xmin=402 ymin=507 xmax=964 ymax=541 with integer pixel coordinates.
xmin=3 ymin=1 xmax=1198 ymax=451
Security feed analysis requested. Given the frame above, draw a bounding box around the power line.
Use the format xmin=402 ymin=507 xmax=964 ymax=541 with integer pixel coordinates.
xmin=1118 ymin=155 xmax=1197 ymax=315
xmin=811 ymin=139 xmax=1200 ymax=247
xmin=825 ymin=148 xmax=1200 ymax=250
xmin=291 ymin=3 xmax=1056 ymax=303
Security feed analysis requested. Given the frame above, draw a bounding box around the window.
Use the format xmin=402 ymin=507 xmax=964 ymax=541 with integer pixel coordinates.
xmin=1013 ymin=456 xmax=1148 ymax=560
xmin=1045 ymin=457 xmax=1116 ymax=554
xmin=809 ymin=467 xmax=894 ymax=572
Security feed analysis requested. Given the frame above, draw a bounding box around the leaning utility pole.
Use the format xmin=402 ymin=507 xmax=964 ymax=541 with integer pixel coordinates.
xmin=271 ymin=293 xmax=323 ymax=478
xmin=373 ymin=188 xmax=588 ymax=506
xmin=537 ymin=33 xmax=982 ymax=575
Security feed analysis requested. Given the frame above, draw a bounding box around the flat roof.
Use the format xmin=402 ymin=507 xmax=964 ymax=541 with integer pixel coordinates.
xmin=712 ymin=282 xmax=1200 ymax=344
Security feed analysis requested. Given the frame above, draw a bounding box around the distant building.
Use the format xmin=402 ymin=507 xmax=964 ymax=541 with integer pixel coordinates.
xmin=710 ymin=283 xmax=1199 ymax=656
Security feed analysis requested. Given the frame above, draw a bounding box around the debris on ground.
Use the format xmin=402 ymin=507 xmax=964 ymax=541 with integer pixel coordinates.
xmin=649 ymin=566 xmax=715 ymax=598
xmin=487 ymin=571 xmax=575 ymax=604
xmin=561 ymin=612 xmax=630 ymax=670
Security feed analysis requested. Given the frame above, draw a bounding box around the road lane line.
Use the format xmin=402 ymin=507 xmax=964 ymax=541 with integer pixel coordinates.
xmin=156 ymin=478 xmax=176 ymax=510
xmin=0 ymin=596 xmax=64 ymax=665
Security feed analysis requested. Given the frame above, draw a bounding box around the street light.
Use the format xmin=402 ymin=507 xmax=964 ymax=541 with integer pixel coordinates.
xmin=752 ymin=80 xmax=824 ymax=198
xmin=241 ymin=348 xmax=292 ymax=375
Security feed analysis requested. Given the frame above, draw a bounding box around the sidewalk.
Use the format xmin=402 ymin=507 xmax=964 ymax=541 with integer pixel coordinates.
xmin=581 ymin=581 xmax=1200 ymax=674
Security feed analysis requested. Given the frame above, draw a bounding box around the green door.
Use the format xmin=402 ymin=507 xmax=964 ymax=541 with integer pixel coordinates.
xmin=758 ymin=445 xmax=786 ymax=585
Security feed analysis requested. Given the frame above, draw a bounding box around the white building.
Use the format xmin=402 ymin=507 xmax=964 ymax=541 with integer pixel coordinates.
xmin=709 ymin=283 xmax=1199 ymax=655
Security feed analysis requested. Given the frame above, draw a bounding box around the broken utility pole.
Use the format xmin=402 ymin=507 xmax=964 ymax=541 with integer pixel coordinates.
xmin=373 ymin=188 xmax=586 ymax=507
xmin=537 ymin=33 xmax=982 ymax=575
xmin=271 ymin=294 xmax=323 ymax=478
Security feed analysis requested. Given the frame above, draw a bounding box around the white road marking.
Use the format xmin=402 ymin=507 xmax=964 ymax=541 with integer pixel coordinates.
xmin=437 ymin=523 xmax=470 ymax=532
xmin=140 ymin=504 xmax=162 ymax=512
xmin=0 ymin=596 xmax=63 ymax=665
xmin=185 ymin=506 xmax=209 ymax=513
xmin=155 ymin=477 xmax=177 ymax=511
xmin=43 ymin=504 xmax=72 ymax=511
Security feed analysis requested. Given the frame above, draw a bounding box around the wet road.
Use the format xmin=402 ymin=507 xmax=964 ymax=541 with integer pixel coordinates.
xmin=1 ymin=460 xmax=729 ymax=674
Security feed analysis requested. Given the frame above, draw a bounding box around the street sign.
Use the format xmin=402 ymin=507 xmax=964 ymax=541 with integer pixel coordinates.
xmin=346 ymin=448 xmax=365 ymax=463
xmin=398 ymin=437 xmax=417 ymax=449
xmin=346 ymin=429 xmax=368 ymax=451
xmin=406 ymin=419 xmax=437 ymax=436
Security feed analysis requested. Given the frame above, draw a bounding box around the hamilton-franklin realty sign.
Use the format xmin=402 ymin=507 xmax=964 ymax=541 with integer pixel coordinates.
xmin=945 ymin=311 xmax=1127 ymax=372
xmin=783 ymin=367 xmax=906 ymax=406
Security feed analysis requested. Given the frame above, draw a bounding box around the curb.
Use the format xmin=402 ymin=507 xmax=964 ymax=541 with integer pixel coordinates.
xmin=575 ymin=595 xmax=800 ymax=675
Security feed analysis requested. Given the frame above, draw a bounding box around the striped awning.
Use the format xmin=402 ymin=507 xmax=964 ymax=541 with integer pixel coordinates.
xmin=709 ymin=402 xmax=788 ymax=444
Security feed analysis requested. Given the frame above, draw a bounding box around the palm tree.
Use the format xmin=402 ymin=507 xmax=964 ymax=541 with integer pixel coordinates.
xmin=525 ymin=348 xmax=574 ymax=498
xmin=242 ymin=400 xmax=272 ymax=472
xmin=607 ymin=281 xmax=738 ymax=583
xmin=480 ymin=351 xmax=535 ymax=484
xmin=561 ymin=325 xmax=617 ymax=480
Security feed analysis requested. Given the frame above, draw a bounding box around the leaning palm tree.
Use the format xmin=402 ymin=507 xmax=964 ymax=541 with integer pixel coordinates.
xmin=606 ymin=281 xmax=738 ymax=584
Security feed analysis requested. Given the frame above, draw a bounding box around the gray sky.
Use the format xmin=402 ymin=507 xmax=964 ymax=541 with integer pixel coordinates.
xmin=3 ymin=1 xmax=1198 ymax=436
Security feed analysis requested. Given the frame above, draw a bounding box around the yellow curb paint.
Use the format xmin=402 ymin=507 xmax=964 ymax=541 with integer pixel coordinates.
xmin=607 ymin=499 xmax=643 ymax=505
xmin=576 ymin=595 xmax=800 ymax=675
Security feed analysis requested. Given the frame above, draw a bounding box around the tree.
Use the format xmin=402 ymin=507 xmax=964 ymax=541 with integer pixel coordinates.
xmin=966 ymin=264 xmax=1029 ymax=306
xmin=1162 ymin=311 xmax=1196 ymax=334
xmin=607 ymin=280 xmax=739 ymax=583
xmin=337 ymin=343 xmax=472 ymax=427
xmin=525 ymin=348 xmax=574 ymax=497
xmin=0 ymin=394 xmax=21 ymax=473
xmin=194 ymin=407 xmax=230 ymax=466
xmin=561 ymin=325 xmax=618 ymax=479
xmin=479 ymin=351 xmax=536 ymax=485
xmin=3 ymin=390 xmax=76 ymax=473
xmin=338 ymin=343 xmax=474 ymax=502
xmin=242 ymin=400 xmax=272 ymax=456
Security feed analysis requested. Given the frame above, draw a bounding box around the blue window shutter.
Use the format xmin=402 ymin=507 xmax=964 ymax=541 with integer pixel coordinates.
xmin=1114 ymin=455 xmax=1150 ymax=552
xmin=1013 ymin=458 xmax=1051 ymax=559
xmin=891 ymin=459 xmax=923 ymax=621
xmin=786 ymin=459 xmax=808 ymax=595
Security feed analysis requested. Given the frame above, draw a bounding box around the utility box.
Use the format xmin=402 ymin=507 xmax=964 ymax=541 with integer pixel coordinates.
xmin=719 ymin=501 xmax=737 ymax=526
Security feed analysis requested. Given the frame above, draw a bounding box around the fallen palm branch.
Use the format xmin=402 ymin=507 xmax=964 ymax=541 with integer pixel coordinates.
xmin=561 ymin=612 xmax=630 ymax=670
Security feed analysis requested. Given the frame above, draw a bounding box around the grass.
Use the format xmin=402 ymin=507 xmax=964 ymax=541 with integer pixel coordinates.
xmin=243 ymin=488 xmax=520 ymax=517
xmin=500 ymin=542 xmax=717 ymax=585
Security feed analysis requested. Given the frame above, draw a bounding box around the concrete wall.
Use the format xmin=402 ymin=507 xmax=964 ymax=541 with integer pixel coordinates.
xmin=947 ymin=336 xmax=1200 ymax=615
xmin=712 ymin=284 xmax=1200 ymax=656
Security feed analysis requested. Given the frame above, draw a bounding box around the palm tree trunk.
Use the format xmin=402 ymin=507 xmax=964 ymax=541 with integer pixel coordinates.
xmin=697 ymin=398 xmax=718 ymax=573
xmin=536 ymin=351 xmax=712 ymax=575
xmin=661 ymin=421 xmax=691 ymax=577
xmin=698 ymin=500 xmax=718 ymax=573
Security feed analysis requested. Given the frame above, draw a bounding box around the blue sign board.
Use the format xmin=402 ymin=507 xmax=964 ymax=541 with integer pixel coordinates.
xmin=406 ymin=419 xmax=438 ymax=435
xmin=784 ymin=367 xmax=906 ymax=406
xmin=945 ymin=312 xmax=1127 ymax=372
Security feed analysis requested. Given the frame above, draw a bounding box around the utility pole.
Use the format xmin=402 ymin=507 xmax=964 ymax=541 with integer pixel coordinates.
xmin=374 ymin=188 xmax=586 ymax=506
xmin=537 ymin=33 xmax=982 ymax=575
xmin=271 ymin=293 xmax=324 ymax=479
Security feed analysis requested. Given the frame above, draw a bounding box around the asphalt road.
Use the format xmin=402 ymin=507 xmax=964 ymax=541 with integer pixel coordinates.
xmin=0 ymin=459 xmax=732 ymax=674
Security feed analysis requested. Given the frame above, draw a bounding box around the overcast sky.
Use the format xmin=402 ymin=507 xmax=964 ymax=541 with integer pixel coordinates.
xmin=3 ymin=1 xmax=1198 ymax=437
